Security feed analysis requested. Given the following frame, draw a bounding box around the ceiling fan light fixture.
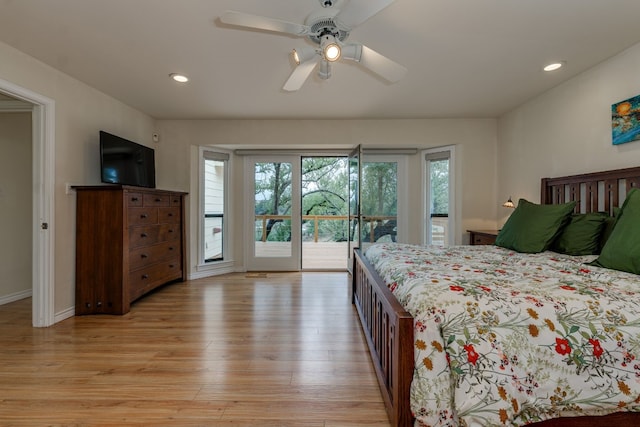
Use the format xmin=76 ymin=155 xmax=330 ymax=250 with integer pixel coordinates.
xmin=292 ymin=47 xmax=317 ymax=65
xmin=318 ymin=60 xmax=332 ymax=79
xmin=321 ymin=35 xmax=341 ymax=62
xmin=325 ymin=44 xmax=341 ymax=61
xmin=341 ymin=43 xmax=362 ymax=62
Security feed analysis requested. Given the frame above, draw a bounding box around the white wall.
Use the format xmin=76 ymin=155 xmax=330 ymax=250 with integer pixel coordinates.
xmin=156 ymin=119 xmax=498 ymax=274
xmin=497 ymin=42 xmax=640 ymax=223
xmin=0 ymin=40 xmax=157 ymax=318
xmin=0 ymin=112 xmax=32 ymax=302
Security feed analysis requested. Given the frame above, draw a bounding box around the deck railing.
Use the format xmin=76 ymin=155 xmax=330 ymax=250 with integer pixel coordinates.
xmin=254 ymin=214 xmax=449 ymax=244
xmin=255 ymin=214 xmax=398 ymax=243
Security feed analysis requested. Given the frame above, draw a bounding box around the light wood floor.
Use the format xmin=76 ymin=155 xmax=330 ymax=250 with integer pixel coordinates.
xmin=0 ymin=272 xmax=391 ymax=426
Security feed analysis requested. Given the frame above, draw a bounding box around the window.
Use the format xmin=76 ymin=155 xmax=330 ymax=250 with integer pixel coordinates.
xmin=424 ymin=147 xmax=455 ymax=245
xmin=201 ymin=150 xmax=229 ymax=263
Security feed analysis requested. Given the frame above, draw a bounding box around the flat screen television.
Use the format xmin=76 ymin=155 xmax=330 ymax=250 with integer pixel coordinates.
xmin=100 ymin=131 xmax=156 ymax=188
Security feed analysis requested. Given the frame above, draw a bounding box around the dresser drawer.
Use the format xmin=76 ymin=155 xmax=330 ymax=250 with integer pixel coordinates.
xmin=129 ymin=260 xmax=182 ymax=301
xmin=126 ymin=192 xmax=144 ymax=207
xmin=158 ymin=207 xmax=181 ymax=223
xmin=473 ymin=234 xmax=496 ymax=245
xmin=129 ymin=241 xmax=180 ymax=270
xmin=170 ymin=193 xmax=183 ymax=206
xmin=143 ymin=193 xmax=170 ymax=207
xmin=468 ymin=230 xmax=499 ymax=245
xmin=128 ymin=207 xmax=159 ymax=226
xmin=158 ymin=223 xmax=180 ymax=243
xmin=129 ymin=224 xmax=180 ymax=248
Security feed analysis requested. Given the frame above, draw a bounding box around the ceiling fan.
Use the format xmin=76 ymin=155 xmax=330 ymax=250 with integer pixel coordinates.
xmin=219 ymin=0 xmax=407 ymax=92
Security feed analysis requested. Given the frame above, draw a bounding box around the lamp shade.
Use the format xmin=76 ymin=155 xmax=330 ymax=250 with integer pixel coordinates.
xmin=502 ymin=197 xmax=515 ymax=208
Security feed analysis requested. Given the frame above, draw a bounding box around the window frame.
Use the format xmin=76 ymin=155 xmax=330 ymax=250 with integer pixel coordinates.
xmin=422 ymin=146 xmax=457 ymax=245
xmin=197 ymin=147 xmax=232 ymax=270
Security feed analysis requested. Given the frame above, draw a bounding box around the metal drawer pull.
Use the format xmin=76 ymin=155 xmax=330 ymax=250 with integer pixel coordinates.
xmin=131 ymin=197 xmax=139 ymax=202
xmin=140 ymin=214 xmax=147 ymax=219
xmin=140 ymin=233 xmax=148 ymax=238
xmin=142 ymin=274 xmax=149 ymax=279
xmin=169 ymin=247 xmax=174 ymax=251
xmin=141 ymin=254 xmax=148 ymax=258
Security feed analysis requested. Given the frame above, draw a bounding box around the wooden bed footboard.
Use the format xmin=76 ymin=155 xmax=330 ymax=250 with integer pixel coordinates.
xmin=352 ymin=248 xmax=414 ymax=427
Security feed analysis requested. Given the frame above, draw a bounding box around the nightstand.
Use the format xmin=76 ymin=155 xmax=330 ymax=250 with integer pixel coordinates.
xmin=468 ymin=230 xmax=499 ymax=245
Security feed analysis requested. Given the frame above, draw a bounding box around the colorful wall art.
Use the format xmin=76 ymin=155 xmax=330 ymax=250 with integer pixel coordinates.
xmin=612 ymin=94 xmax=640 ymax=145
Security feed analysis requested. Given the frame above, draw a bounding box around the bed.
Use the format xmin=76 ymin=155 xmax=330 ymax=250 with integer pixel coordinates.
xmin=352 ymin=166 xmax=640 ymax=426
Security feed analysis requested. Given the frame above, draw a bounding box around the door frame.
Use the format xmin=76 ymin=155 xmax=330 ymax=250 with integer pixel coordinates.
xmin=0 ymin=78 xmax=55 ymax=327
xmin=347 ymin=145 xmax=361 ymax=274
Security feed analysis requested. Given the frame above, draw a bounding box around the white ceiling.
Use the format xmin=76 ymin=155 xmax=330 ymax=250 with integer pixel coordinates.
xmin=1 ymin=0 xmax=640 ymax=120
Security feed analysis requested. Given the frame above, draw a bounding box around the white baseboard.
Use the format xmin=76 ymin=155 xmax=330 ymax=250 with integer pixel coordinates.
xmin=188 ymin=267 xmax=236 ymax=280
xmin=0 ymin=289 xmax=32 ymax=306
xmin=55 ymin=306 xmax=75 ymax=323
xmin=188 ymin=259 xmax=241 ymax=280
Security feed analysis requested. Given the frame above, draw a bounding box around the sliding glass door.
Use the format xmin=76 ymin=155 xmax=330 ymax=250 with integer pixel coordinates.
xmin=244 ymin=150 xmax=404 ymax=271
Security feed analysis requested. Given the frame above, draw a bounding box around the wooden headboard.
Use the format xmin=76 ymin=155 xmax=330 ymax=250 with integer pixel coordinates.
xmin=541 ymin=166 xmax=640 ymax=215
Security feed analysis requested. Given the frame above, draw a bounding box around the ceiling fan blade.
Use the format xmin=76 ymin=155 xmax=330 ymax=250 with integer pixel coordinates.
xmin=352 ymin=44 xmax=407 ymax=83
xmin=220 ymin=10 xmax=310 ymax=36
xmin=334 ymin=0 xmax=394 ymax=30
xmin=283 ymin=60 xmax=318 ymax=92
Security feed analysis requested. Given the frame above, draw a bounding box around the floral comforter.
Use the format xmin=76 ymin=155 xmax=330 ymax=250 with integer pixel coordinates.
xmin=364 ymin=243 xmax=640 ymax=426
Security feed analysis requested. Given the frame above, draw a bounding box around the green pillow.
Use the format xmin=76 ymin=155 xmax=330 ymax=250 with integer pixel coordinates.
xmin=495 ymin=199 xmax=576 ymax=253
xmin=591 ymin=188 xmax=640 ymax=274
xmin=600 ymin=207 xmax=621 ymax=250
xmin=551 ymin=212 xmax=608 ymax=255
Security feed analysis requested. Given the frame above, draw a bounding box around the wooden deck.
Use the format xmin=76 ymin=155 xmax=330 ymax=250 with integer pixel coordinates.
xmin=255 ymin=241 xmax=350 ymax=270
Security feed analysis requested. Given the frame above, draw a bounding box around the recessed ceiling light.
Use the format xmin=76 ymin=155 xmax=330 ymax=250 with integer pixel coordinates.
xmin=170 ymin=73 xmax=189 ymax=83
xmin=543 ymin=62 xmax=564 ymax=72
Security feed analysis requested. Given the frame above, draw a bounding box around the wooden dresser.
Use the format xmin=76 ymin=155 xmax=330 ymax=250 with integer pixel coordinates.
xmin=74 ymin=185 xmax=187 ymax=315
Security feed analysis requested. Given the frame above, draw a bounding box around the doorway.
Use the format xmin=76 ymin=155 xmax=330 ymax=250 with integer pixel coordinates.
xmin=247 ymin=156 xmax=301 ymax=271
xmin=0 ymin=77 xmax=55 ymax=327
xmin=243 ymin=152 xmax=407 ymax=271
xmin=0 ymin=108 xmax=32 ymax=310
xmin=300 ymin=156 xmax=349 ymax=270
